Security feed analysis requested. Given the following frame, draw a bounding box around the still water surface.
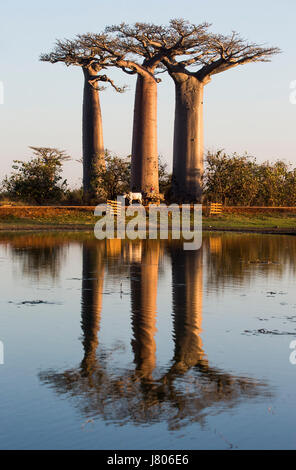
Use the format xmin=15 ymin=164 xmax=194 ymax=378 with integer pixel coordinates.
xmin=0 ymin=232 xmax=295 ymax=449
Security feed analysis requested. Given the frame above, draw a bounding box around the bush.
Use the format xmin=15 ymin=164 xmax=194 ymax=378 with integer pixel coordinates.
xmin=203 ymin=150 xmax=296 ymax=206
xmin=2 ymin=147 xmax=70 ymax=204
xmin=63 ymin=188 xmax=85 ymax=205
xmin=158 ymin=156 xmax=172 ymax=199
xmin=94 ymin=151 xmax=131 ymax=200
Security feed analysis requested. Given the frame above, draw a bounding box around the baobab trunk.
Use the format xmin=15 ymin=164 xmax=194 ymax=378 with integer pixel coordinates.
xmin=172 ymin=75 xmax=204 ymax=202
xmin=82 ymin=67 xmax=105 ymax=200
xmin=131 ymin=74 xmax=159 ymax=195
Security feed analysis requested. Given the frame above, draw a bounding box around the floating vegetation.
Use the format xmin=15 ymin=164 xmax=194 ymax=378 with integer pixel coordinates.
xmin=243 ymin=328 xmax=296 ymax=336
xmin=9 ymin=299 xmax=61 ymax=306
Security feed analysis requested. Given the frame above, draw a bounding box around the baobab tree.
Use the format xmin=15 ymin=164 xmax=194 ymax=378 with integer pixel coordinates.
xmin=79 ymin=26 xmax=164 ymax=196
xmin=106 ymin=21 xmax=279 ymax=202
xmin=40 ymin=36 xmax=125 ymax=200
xmin=160 ymin=20 xmax=280 ymax=202
xmin=81 ymin=23 xmax=206 ymax=196
xmin=117 ymin=19 xmax=279 ymax=202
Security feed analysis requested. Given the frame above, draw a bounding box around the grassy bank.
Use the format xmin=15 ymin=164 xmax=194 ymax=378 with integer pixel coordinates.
xmin=202 ymin=213 xmax=296 ymax=231
xmin=0 ymin=206 xmax=95 ymax=229
xmin=0 ymin=206 xmax=295 ymax=233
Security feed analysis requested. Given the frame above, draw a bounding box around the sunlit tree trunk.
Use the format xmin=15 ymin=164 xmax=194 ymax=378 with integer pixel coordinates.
xmin=170 ymin=246 xmax=206 ymax=372
xmin=130 ymin=241 xmax=159 ymax=380
xmin=82 ymin=67 xmax=105 ymax=200
xmin=80 ymin=241 xmax=105 ymax=377
xmin=131 ymin=74 xmax=159 ymax=195
xmin=172 ymin=74 xmax=204 ymax=203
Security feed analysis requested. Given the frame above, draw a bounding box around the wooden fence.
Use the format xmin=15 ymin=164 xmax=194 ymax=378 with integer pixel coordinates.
xmin=107 ymin=200 xmax=122 ymax=216
xmin=209 ymin=202 xmax=222 ymax=215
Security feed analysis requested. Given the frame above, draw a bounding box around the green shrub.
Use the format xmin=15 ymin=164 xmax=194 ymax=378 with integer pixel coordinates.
xmin=2 ymin=147 xmax=70 ymax=204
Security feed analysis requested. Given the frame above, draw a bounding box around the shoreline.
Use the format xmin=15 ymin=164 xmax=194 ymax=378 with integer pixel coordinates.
xmin=0 ymin=224 xmax=295 ymax=235
xmin=0 ymin=205 xmax=295 ymax=235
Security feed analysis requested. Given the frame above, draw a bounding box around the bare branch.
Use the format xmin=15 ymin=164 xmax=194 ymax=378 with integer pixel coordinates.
xmin=157 ymin=22 xmax=280 ymax=82
xmin=41 ymin=21 xmax=280 ymax=87
xmin=88 ymin=74 xmax=127 ymax=93
xmin=40 ymin=34 xmax=127 ymax=93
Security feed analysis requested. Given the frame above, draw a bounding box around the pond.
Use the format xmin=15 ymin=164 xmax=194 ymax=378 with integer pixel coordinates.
xmin=0 ymin=232 xmax=295 ymax=449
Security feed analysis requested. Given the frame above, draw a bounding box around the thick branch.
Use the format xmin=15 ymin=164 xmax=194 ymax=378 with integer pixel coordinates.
xmin=88 ymin=74 xmax=127 ymax=93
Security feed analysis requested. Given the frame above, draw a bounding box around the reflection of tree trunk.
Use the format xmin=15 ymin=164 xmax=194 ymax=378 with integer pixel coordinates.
xmin=38 ymin=240 xmax=269 ymax=425
xmin=172 ymin=74 xmax=204 ymax=203
xmin=130 ymin=242 xmax=159 ymax=380
xmin=171 ymin=246 xmax=205 ymax=373
xmin=80 ymin=241 xmax=105 ymax=377
xmin=131 ymin=75 xmax=159 ymax=194
xmin=82 ymin=67 xmax=105 ymax=200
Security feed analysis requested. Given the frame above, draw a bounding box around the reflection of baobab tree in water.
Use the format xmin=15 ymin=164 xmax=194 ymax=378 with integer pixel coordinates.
xmin=130 ymin=241 xmax=159 ymax=381
xmin=204 ymin=233 xmax=296 ymax=292
xmin=0 ymin=233 xmax=69 ymax=281
xmin=39 ymin=240 xmax=270 ymax=429
xmin=165 ymin=247 xmax=270 ymax=428
xmin=170 ymin=244 xmax=205 ymax=373
xmin=80 ymin=240 xmax=106 ymax=378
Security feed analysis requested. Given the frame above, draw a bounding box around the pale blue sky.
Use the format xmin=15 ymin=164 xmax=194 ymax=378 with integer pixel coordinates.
xmin=0 ymin=0 xmax=295 ymax=186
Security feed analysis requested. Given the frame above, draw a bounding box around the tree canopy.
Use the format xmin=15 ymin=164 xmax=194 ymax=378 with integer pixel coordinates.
xmin=40 ymin=35 xmax=126 ymax=92
xmin=111 ymin=19 xmax=281 ymax=82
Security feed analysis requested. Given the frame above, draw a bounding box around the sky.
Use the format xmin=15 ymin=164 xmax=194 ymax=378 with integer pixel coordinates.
xmin=0 ymin=0 xmax=295 ymax=187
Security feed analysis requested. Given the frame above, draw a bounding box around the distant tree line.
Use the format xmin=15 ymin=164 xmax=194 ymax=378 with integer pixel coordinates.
xmin=2 ymin=147 xmax=296 ymax=206
xmin=204 ymin=151 xmax=296 ymax=206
